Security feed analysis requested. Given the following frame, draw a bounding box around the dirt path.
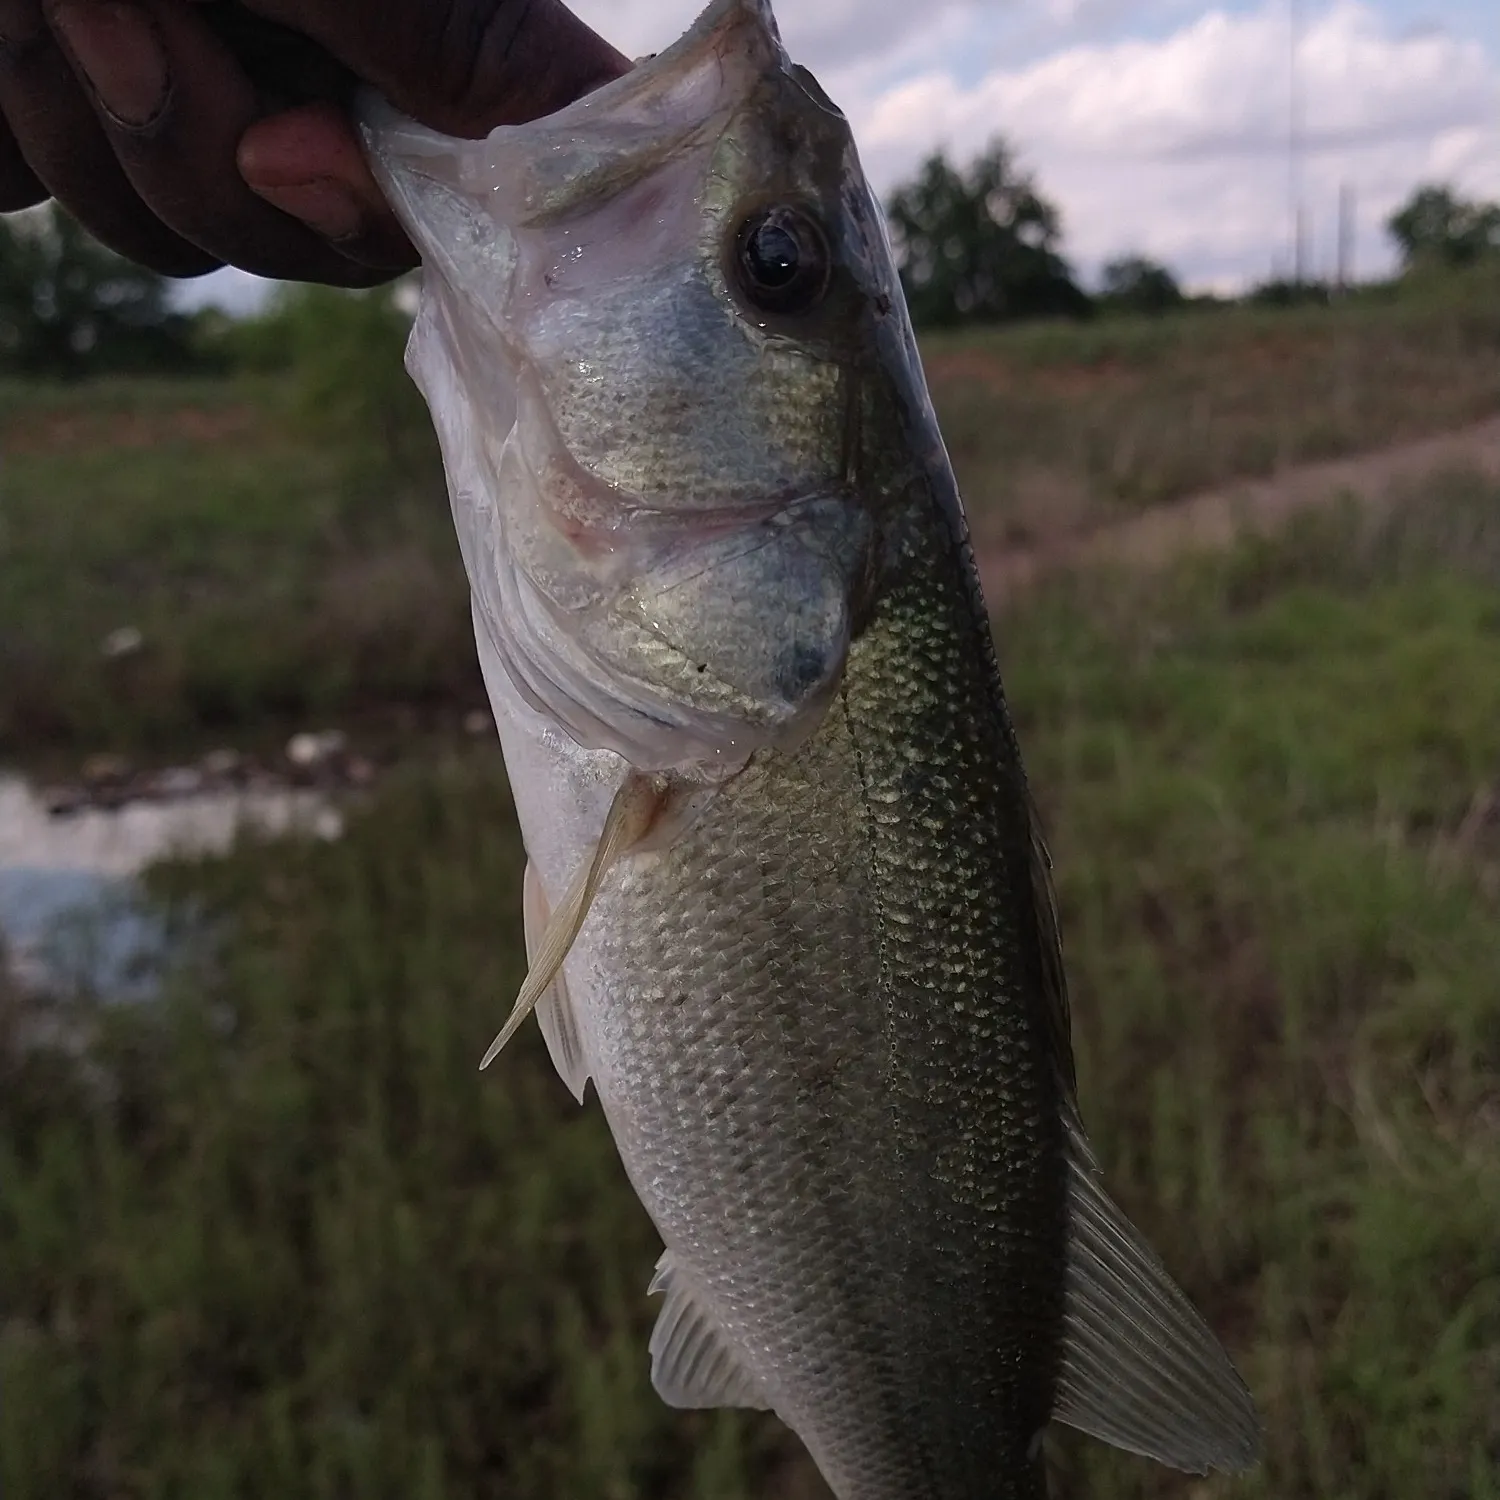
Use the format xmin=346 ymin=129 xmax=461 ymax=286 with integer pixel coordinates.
xmin=974 ymin=415 xmax=1500 ymax=595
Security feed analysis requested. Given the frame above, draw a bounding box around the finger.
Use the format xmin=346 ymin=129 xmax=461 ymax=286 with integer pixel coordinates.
xmin=44 ymin=0 xmax=405 ymax=283
xmin=0 ymin=0 xmax=218 ymax=272
xmin=236 ymin=0 xmax=630 ymax=137
xmin=238 ymin=103 xmax=416 ymax=273
xmin=0 ymin=111 xmax=45 ymax=209
xmin=194 ymin=0 xmax=355 ymax=115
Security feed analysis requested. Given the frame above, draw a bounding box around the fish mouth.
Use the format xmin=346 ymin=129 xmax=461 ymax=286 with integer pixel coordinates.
xmin=564 ymin=0 xmax=791 ymax=126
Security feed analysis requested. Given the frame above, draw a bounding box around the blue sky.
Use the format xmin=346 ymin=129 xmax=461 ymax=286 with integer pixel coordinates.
xmin=182 ymin=0 xmax=1498 ymax=311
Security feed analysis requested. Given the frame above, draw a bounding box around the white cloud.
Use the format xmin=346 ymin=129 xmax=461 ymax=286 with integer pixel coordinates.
xmin=840 ymin=0 xmax=1500 ymax=287
xmin=180 ymin=0 xmax=1498 ymax=311
xmin=566 ymin=0 xmax=987 ymax=72
xmin=567 ymin=0 xmax=1500 ymax=288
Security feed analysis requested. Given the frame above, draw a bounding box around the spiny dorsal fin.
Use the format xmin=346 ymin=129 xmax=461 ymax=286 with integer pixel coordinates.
xmin=1054 ymin=1105 xmax=1262 ymax=1474
xmin=520 ymin=862 xmax=591 ymax=1103
xmin=647 ymin=1253 xmax=771 ymax=1411
xmin=482 ymin=773 xmax=664 ymax=1070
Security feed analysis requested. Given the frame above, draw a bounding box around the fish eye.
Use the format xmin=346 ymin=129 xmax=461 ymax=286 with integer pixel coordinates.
xmin=733 ymin=206 xmax=831 ymax=315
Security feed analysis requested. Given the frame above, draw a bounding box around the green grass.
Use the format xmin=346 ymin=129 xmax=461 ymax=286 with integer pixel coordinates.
xmin=4 ymin=277 xmax=1499 ymax=763
xmin=928 ymin=265 xmax=1500 ymax=541
xmin=0 ymin=374 xmax=245 ymax=425
xmin=0 ymin=761 xmax=812 ymax=1500
xmin=0 ymin=376 xmax=476 ymax=760
xmin=1005 ymin=476 xmax=1500 ymax=1496
xmin=4 ymin=475 xmax=1497 ymax=1498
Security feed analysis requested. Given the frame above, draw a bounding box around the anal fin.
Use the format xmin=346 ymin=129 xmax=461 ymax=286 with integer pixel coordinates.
xmin=1053 ymin=1105 xmax=1262 ymax=1474
xmin=521 ymin=862 xmax=591 ymax=1103
xmin=647 ymin=1253 xmax=770 ymax=1411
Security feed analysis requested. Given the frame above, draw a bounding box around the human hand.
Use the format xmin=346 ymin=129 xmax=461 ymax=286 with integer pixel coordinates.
xmin=0 ymin=0 xmax=629 ymax=284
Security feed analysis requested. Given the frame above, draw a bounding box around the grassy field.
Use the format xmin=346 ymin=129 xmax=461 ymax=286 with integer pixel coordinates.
xmin=5 ymin=463 xmax=1498 ymax=1498
xmin=928 ymin=267 xmax=1500 ymax=546
xmin=0 ymin=372 xmax=474 ymax=763
xmin=3 ymin=268 xmax=1499 ymax=761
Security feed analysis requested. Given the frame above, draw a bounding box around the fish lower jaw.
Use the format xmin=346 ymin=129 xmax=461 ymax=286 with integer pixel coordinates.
xmin=476 ymin=591 xmax=841 ymax=778
xmin=473 ymin=502 xmax=866 ymax=774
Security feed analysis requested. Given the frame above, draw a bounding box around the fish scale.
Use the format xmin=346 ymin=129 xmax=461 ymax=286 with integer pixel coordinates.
xmin=564 ymin=509 xmax=1065 ymax=1498
xmin=361 ymin=0 xmax=1262 ymax=1493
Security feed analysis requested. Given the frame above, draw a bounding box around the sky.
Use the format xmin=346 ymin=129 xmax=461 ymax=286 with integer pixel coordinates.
xmin=180 ymin=0 xmax=1499 ymax=312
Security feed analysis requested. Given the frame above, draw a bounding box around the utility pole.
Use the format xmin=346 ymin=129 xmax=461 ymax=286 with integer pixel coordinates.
xmin=1335 ymin=182 xmax=1355 ymax=295
xmin=1288 ymin=0 xmax=1303 ymax=286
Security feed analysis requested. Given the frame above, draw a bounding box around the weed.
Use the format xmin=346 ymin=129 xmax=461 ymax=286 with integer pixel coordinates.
xmin=929 ymin=280 xmax=1500 ymax=545
xmin=5 ymin=479 xmax=1497 ymax=1497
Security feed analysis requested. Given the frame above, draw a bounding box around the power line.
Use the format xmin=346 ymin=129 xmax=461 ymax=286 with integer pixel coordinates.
xmin=1288 ymin=0 xmax=1303 ymax=284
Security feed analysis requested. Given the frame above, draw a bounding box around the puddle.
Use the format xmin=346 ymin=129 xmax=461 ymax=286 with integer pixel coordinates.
xmin=0 ymin=774 xmax=341 ymax=878
xmin=0 ymin=774 xmax=341 ymax=997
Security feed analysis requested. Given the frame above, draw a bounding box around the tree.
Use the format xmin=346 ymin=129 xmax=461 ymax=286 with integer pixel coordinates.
xmin=1386 ymin=184 xmax=1500 ymax=271
xmin=0 ymin=205 xmax=196 ymax=379
xmin=223 ymin=280 xmax=437 ymax=487
xmin=1098 ymin=254 xmax=1183 ymax=315
xmin=886 ymin=141 xmax=1090 ymax=327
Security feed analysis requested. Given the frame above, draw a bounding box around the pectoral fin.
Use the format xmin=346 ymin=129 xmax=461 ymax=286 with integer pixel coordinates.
xmin=481 ymin=773 xmax=664 ymax=1071
xmin=520 ymin=862 xmax=591 ymax=1103
xmin=1053 ymin=1105 xmax=1262 ymax=1474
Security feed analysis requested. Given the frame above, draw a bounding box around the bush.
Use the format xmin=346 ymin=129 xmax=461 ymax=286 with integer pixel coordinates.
xmin=1098 ymin=256 xmax=1184 ymax=316
xmin=0 ymin=206 xmax=200 ymax=379
xmin=224 ymin=279 xmax=438 ymax=486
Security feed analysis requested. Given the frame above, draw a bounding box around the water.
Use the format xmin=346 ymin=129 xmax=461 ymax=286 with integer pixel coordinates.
xmin=0 ymin=774 xmax=341 ymax=996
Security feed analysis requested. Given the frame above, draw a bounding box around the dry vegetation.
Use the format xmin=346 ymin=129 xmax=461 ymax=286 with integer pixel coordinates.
xmin=928 ymin=269 xmax=1500 ymax=549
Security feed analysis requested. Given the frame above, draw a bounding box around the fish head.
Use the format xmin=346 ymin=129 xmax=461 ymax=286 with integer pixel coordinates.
xmin=363 ymin=0 xmax=943 ymax=773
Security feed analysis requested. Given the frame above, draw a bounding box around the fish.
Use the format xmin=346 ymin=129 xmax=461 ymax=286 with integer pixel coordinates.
xmin=359 ymin=2 xmax=1262 ymax=1495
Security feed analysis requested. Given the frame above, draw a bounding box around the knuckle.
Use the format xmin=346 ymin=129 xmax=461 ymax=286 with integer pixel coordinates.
xmin=441 ymin=0 xmax=538 ymax=120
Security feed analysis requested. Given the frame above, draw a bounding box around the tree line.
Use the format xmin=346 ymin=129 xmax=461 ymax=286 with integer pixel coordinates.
xmin=2 ymin=143 xmax=1497 ymax=381
xmin=0 ymin=206 xmax=204 ymax=380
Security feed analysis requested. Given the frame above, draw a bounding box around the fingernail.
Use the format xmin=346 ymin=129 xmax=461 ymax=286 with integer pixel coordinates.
xmin=251 ymin=179 xmax=363 ymax=242
xmin=49 ymin=0 xmax=169 ymax=129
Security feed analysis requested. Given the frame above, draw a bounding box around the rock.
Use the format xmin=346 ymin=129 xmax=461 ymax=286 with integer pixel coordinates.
xmin=285 ymin=733 xmax=320 ymax=768
xmin=345 ymin=755 xmax=377 ymax=788
xmin=81 ymin=753 xmax=131 ymax=788
xmin=312 ymin=808 xmax=345 ymax=842
xmin=286 ymin=730 xmax=347 ymax=769
xmin=100 ymin=626 xmax=144 ymax=660
xmin=151 ymin=766 xmax=204 ymax=800
xmin=200 ymin=748 xmax=244 ymax=781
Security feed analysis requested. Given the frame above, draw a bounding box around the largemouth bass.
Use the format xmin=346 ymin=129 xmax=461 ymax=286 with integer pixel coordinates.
xmin=361 ymin=2 xmax=1261 ymax=1494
